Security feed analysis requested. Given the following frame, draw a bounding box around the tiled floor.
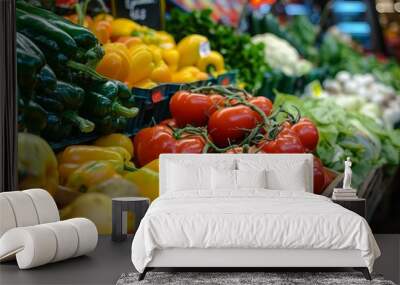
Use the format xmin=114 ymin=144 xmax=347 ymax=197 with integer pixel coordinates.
xmin=1 ymin=235 xmax=399 ymax=285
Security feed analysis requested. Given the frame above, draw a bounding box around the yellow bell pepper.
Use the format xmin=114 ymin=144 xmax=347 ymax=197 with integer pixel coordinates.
xmin=196 ymin=51 xmax=225 ymax=74
xmin=110 ymin=18 xmax=143 ymax=38
xmin=148 ymin=45 xmax=172 ymax=83
xmin=161 ymin=48 xmax=179 ymax=72
xmin=58 ymin=145 xmax=129 ymax=184
xmin=96 ymin=43 xmax=132 ymax=82
xmin=104 ymin=146 xmax=132 ymax=163
xmin=93 ymin=13 xmax=114 ymax=23
xmin=133 ymin=79 xmax=158 ymax=89
xmin=172 ymin=66 xmax=208 ymax=83
xmin=18 ymin=133 xmax=59 ymax=197
xmin=91 ymin=20 xmax=112 ymax=44
xmin=116 ymin=36 xmax=143 ymax=49
xmin=124 ymin=162 xmax=159 ymax=201
xmin=59 ymin=145 xmax=125 ymax=164
xmin=155 ymin=31 xmax=176 ymax=49
xmin=66 ymin=161 xmax=121 ymax=193
xmin=126 ymin=44 xmax=155 ymax=86
xmin=177 ymin=34 xmax=210 ymax=68
xmin=94 ymin=133 xmax=134 ymax=156
xmin=145 ymin=159 xmax=159 ymax=172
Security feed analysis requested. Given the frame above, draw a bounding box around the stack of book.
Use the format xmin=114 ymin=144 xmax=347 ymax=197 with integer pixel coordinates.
xmin=332 ymin=188 xmax=358 ymax=200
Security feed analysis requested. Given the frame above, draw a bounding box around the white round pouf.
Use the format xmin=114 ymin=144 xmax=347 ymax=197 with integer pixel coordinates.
xmin=1 ymin=192 xmax=39 ymax=227
xmin=66 ymin=218 xmax=98 ymax=257
xmin=0 ymin=226 xmax=57 ymax=269
xmin=42 ymin=221 xmax=79 ymax=262
xmin=0 ymin=196 xmax=17 ymax=237
xmin=23 ymin=189 xmax=59 ymax=223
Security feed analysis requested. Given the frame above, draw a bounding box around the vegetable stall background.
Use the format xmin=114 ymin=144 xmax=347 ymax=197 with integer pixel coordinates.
xmin=11 ymin=1 xmax=400 ymax=234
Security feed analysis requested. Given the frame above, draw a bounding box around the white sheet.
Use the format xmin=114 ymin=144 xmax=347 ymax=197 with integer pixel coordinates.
xmin=131 ymin=190 xmax=380 ymax=273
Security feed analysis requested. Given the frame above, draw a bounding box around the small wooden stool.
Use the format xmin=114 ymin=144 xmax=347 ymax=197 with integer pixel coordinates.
xmin=112 ymin=197 xmax=150 ymax=242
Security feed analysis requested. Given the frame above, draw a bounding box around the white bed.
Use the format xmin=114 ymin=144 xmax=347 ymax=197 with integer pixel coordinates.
xmin=131 ymin=154 xmax=380 ymax=280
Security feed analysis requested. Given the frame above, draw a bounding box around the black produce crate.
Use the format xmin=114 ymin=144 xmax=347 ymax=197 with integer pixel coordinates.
xmin=49 ymin=133 xmax=100 ymax=153
xmin=215 ymin=70 xmax=238 ymax=86
xmin=125 ymin=84 xmax=170 ymax=134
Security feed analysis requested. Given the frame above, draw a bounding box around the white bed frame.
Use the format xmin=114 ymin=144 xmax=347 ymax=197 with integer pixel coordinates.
xmin=139 ymin=154 xmax=371 ymax=280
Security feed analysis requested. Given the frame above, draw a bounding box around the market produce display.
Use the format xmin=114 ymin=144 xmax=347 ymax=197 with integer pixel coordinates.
xmin=318 ymin=28 xmax=400 ymax=91
xmin=167 ymin=9 xmax=269 ymax=91
xmin=65 ymin=13 xmax=227 ymax=88
xmin=133 ymin=85 xmax=332 ymax=195
xmin=274 ymin=92 xmax=400 ymax=188
xmin=322 ymin=71 xmax=400 ymax=128
xmin=16 ymin=2 xmax=138 ymax=142
xmin=14 ymin=0 xmax=400 ymax=233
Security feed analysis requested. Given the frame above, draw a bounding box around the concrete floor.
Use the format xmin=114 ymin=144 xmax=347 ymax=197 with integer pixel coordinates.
xmin=1 ymin=235 xmax=399 ymax=285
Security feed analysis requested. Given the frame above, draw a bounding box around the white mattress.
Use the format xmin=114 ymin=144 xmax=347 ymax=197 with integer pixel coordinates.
xmin=131 ymin=190 xmax=380 ymax=273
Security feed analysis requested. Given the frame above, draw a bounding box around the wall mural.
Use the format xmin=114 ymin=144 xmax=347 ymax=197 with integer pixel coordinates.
xmin=15 ymin=2 xmax=400 ymax=234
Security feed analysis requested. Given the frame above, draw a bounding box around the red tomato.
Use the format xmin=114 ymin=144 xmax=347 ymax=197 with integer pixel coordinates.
xmin=313 ymin=156 xmax=325 ymax=195
xmin=133 ymin=125 xmax=205 ymax=167
xmin=208 ymin=105 xmax=258 ymax=147
xmin=248 ymin=97 xmax=273 ymax=122
xmin=169 ymin=91 xmax=213 ymax=127
xmin=291 ymin=118 xmax=319 ymax=152
xmin=259 ymin=128 xmax=305 ymax=153
xmin=208 ymin=94 xmax=225 ymax=115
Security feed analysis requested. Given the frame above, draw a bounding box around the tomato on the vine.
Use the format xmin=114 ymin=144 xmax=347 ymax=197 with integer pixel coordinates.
xmin=248 ymin=97 xmax=273 ymax=122
xmin=169 ymin=91 xmax=213 ymax=127
xmin=291 ymin=118 xmax=319 ymax=152
xmin=259 ymin=128 xmax=305 ymax=153
xmin=208 ymin=94 xmax=225 ymax=115
xmin=208 ymin=105 xmax=258 ymax=147
xmin=133 ymin=125 xmax=205 ymax=167
xmin=313 ymin=156 xmax=325 ymax=195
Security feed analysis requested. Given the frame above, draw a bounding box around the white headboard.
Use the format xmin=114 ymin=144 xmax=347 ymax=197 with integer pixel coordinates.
xmin=159 ymin=153 xmax=314 ymax=195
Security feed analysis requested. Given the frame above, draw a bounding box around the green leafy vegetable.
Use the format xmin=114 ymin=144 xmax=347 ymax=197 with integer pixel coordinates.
xmin=274 ymin=92 xmax=400 ymax=187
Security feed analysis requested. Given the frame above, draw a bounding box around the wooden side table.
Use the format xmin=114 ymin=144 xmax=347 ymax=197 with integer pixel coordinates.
xmin=112 ymin=197 xmax=150 ymax=242
xmin=332 ymin=198 xmax=366 ymax=218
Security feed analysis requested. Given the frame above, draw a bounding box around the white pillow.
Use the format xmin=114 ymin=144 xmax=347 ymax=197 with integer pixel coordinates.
xmin=212 ymin=168 xmax=237 ymax=190
xmin=265 ymin=166 xmax=307 ymax=191
xmin=167 ymin=162 xmax=212 ymax=191
xmin=236 ymin=169 xmax=267 ymax=189
xmin=238 ymin=159 xmax=308 ymax=192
